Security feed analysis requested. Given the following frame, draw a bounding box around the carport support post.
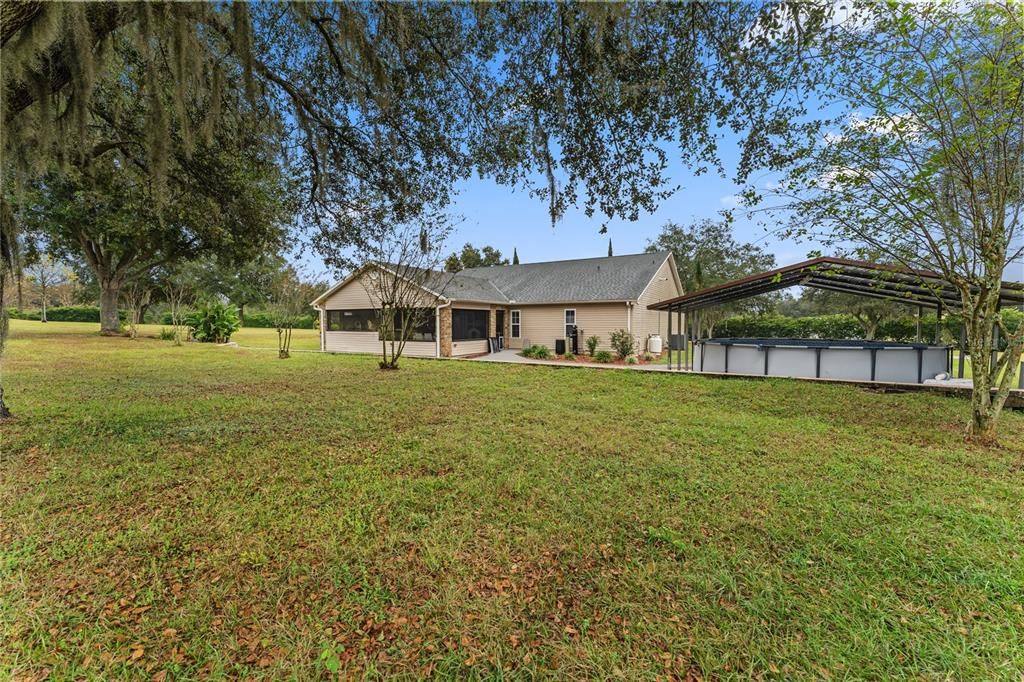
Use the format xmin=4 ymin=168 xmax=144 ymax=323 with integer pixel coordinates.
xmin=666 ymin=305 xmax=673 ymax=369
xmin=934 ymin=305 xmax=943 ymax=345
xmin=677 ymin=308 xmax=683 ymax=370
xmin=916 ymin=306 xmax=923 ymax=343
xmin=679 ymin=313 xmax=688 ymax=372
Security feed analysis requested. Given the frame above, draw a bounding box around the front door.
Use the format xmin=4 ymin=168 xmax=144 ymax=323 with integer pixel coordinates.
xmin=495 ymin=310 xmax=505 ymax=349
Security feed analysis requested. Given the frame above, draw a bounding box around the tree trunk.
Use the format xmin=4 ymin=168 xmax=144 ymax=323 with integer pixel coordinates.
xmin=41 ymin=295 xmax=47 ymax=323
xmin=99 ymin=280 xmax=121 ymax=334
xmin=238 ymin=302 xmax=245 ymax=323
xmin=16 ymin=274 xmax=23 ymax=311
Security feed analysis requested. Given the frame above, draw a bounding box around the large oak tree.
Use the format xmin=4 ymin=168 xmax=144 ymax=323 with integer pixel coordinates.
xmin=1 ymin=1 xmax=809 ymax=415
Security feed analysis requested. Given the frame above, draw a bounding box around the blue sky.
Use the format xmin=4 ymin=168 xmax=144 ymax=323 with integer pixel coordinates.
xmin=444 ymin=138 xmax=807 ymax=267
xmin=302 ymin=129 xmax=814 ymax=278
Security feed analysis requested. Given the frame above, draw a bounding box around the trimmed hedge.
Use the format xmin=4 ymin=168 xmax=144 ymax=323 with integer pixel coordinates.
xmin=159 ymin=310 xmax=317 ymax=328
xmin=5 ymin=306 xmax=127 ymax=322
xmin=713 ymin=309 xmax=1022 ymax=350
xmin=234 ymin=311 xmax=317 ymax=329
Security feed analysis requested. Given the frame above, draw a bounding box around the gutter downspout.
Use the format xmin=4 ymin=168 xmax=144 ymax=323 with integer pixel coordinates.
xmin=436 ymin=299 xmax=451 ymax=358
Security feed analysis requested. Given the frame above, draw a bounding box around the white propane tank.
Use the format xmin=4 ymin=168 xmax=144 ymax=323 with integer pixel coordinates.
xmin=647 ymin=334 xmax=663 ymax=354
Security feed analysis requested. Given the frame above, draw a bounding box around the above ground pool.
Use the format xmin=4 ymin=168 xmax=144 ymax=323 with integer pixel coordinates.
xmin=694 ymin=338 xmax=953 ymax=384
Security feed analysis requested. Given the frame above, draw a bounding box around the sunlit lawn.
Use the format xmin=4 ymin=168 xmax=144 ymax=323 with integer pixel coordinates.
xmin=7 ymin=319 xmax=321 ymax=351
xmin=2 ymin=320 xmax=1023 ymax=679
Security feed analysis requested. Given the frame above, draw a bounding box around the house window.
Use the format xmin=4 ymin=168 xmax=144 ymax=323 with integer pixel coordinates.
xmin=326 ymin=309 xmax=378 ymax=332
xmin=510 ymin=310 xmax=521 ymax=338
xmin=564 ymin=309 xmax=576 ymax=338
xmin=452 ymin=308 xmax=489 ymax=341
xmin=388 ymin=308 xmax=436 ymax=342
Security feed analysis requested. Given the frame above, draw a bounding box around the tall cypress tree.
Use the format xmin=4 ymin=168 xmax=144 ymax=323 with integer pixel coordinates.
xmin=512 ymin=248 xmax=519 ymax=265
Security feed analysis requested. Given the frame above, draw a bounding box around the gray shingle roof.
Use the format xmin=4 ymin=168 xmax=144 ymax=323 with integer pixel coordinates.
xmin=446 ymin=252 xmax=672 ymax=304
xmin=313 ymin=252 xmax=673 ymax=307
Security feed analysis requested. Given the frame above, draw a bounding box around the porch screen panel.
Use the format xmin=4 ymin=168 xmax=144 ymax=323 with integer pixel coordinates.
xmin=452 ymin=309 xmax=489 ymax=340
xmin=326 ymin=309 xmax=378 ymax=332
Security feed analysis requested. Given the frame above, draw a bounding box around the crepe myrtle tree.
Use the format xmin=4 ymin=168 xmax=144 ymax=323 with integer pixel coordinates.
xmin=758 ymin=1 xmax=1024 ymax=441
xmin=357 ymin=214 xmax=453 ymax=370
xmin=269 ymin=265 xmax=314 ymax=360
xmin=161 ymin=269 xmax=193 ymax=347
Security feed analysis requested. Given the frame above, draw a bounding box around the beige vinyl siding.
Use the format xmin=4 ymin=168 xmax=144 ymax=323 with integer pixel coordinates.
xmin=451 ymin=340 xmax=489 ymax=356
xmin=508 ymin=303 xmax=627 ymax=351
xmin=320 ymin=275 xmax=377 ymax=309
xmin=323 ymin=332 xmax=436 ymax=357
xmin=321 ymin=271 xmax=438 ymax=357
xmin=633 ymin=257 xmax=682 ymax=349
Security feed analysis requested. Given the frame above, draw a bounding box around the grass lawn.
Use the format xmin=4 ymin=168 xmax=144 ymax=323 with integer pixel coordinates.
xmin=2 ymin=320 xmax=1023 ymax=680
xmin=48 ymin=320 xmax=322 ymax=351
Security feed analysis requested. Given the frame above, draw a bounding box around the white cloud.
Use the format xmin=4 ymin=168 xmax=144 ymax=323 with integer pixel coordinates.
xmin=743 ymin=1 xmax=876 ymax=47
xmin=816 ymin=166 xmax=865 ymax=191
xmin=719 ymin=194 xmax=743 ymax=207
xmin=848 ymin=110 xmax=922 ymax=137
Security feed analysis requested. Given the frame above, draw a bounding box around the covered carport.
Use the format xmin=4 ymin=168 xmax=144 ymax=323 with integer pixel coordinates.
xmin=650 ymin=256 xmax=1024 ymax=387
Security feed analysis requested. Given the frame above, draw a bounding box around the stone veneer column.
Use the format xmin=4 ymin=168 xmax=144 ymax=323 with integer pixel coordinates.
xmin=488 ymin=305 xmax=497 ymax=338
xmin=503 ymin=307 xmax=511 ymax=340
xmin=439 ymin=305 xmax=453 ymax=357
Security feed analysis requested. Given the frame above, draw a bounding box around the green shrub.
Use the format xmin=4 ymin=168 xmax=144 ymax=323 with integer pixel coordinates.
xmin=641 ymin=352 xmax=655 ymax=362
xmin=186 ymin=301 xmax=241 ymax=343
xmin=609 ymin=328 xmax=636 ymax=359
xmin=562 ymin=352 xmax=574 ymax=361
xmin=521 ymin=344 xmax=552 ymax=360
xmin=158 ymin=327 xmax=176 ymax=341
xmin=711 ymin=312 xmax=1022 ymax=349
xmin=585 ymin=335 xmax=600 ymax=355
xmin=593 ymin=350 xmax=614 ymax=363
xmin=626 ymin=356 xmax=638 ymax=365
xmin=6 ymin=308 xmax=40 ymax=321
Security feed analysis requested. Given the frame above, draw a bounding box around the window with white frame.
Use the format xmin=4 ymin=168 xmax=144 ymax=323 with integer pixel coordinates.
xmin=564 ymin=309 xmax=576 ymax=338
xmin=511 ymin=310 xmax=521 ymax=338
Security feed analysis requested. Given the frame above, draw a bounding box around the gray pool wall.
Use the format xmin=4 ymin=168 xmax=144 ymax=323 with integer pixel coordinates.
xmin=694 ymin=340 xmax=951 ymax=384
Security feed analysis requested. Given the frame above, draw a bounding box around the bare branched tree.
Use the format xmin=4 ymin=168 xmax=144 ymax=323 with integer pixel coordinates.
xmin=122 ymin=278 xmax=152 ymax=340
xmin=270 ymin=266 xmax=311 ymax=360
xmin=24 ymin=254 xmax=69 ymax=323
xmin=162 ymin=272 xmax=192 ymax=346
xmin=357 ymin=218 xmax=453 ymax=370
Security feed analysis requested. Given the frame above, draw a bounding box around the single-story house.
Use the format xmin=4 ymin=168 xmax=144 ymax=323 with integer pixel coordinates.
xmin=310 ymin=251 xmax=682 ymax=357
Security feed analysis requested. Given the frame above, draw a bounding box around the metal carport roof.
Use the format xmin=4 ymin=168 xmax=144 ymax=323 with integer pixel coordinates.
xmin=648 ymin=257 xmax=1024 ymax=313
